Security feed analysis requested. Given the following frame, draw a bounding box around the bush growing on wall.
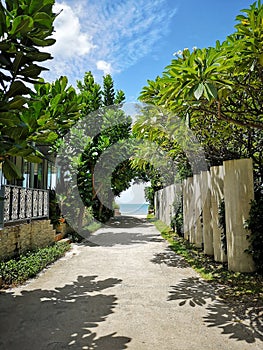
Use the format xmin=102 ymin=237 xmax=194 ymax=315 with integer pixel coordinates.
xmin=171 ymin=195 xmax=184 ymax=237
xmin=246 ymin=188 xmax=263 ymax=272
xmin=218 ymin=199 xmax=227 ymax=255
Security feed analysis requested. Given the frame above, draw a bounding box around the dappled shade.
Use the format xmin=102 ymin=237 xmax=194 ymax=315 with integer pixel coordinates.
xmin=168 ymin=277 xmax=263 ymax=343
xmin=204 ymin=301 xmax=263 ymax=344
xmin=168 ymin=277 xmax=216 ymax=307
xmin=81 ymin=216 xmax=164 ymax=247
xmin=151 ymin=248 xmax=190 ymax=268
xmin=0 ymin=275 xmax=131 ymax=349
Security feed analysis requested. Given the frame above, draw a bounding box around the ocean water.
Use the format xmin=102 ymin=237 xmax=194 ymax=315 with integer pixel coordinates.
xmin=119 ymin=203 xmax=149 ymax=215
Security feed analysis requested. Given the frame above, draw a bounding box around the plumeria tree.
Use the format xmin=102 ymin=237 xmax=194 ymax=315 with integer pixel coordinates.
xmin=137 ymin=1 xmax=263 ymax=182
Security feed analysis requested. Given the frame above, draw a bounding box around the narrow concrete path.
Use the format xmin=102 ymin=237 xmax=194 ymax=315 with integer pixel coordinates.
xmin=0 ymin=216 xmax=262 ymax=349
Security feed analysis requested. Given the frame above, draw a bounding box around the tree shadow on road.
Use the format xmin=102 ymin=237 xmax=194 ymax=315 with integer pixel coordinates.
xmin=78 ymin=216 xmax=164 ymax=247
xmin=151 ymin=248 xmax=190 ymax=268
xmin=85 ymin=230 xmax=163 ymax=247
xmin=168 ymin=277 xmax=216 ymax=306
xmin=105 ymin=216 xmax=150 ymax=228
xmin=168 ymin=277 xmax=263 ymax=343
xmin=0 ymin=275 xmax=131 ymax=350
xmin=79 ymin=216 xmax=163 ymax=247
xmin=204 ymin=300 xmax=263 ymax=344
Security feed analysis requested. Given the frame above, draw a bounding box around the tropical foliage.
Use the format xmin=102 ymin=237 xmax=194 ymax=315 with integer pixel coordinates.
xmin=246 ymin=189 xmax=263 ymax=271
xmin=135 ymin=1 xmax=263 ymax=186
xmin=0 ymin=0 xmax=58 ymax=178
xmin=55 ymin=72 xmax=149 ymax=225
xmin=0 ymin=241 xmax=70 ymax=286
xmin=133 ymin=1 xmax=263 ymax=267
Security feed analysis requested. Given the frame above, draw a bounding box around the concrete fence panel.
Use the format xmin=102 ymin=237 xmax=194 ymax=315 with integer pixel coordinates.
xmin=200 ymin=171 xmax=213 ymax=256
xmin=223 ymin=158 xmax=255 ymax=272
xmin=155 ymin=158 xmax=255 ymax=273
xmin=182 ymin=179 xmax=189 ymax=240
xmin=155 ymin=184 xmax=181 ymax=227
xmin=210 ymin=165 xmax=227 ymax=262
xmin=193 ymin=174 xmax=203 ymax=248
xmin=183 ymin=177 xmax=194 ymax=241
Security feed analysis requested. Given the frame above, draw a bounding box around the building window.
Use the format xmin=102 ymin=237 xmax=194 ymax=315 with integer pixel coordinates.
xmin=47 ymin=163 xmax=57 ymax=189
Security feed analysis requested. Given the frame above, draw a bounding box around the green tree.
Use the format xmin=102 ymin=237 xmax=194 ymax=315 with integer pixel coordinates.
xmin=56 ymin=72 xmax=134 ymax=225
xmin=0 ymin=0 xmax=57 ymax=179
xmin=138 ymin=1 xmax=263 ymax=182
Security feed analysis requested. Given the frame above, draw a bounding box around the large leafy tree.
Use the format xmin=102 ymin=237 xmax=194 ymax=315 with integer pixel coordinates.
xmin=0 ymin=0 xmax=58 ymax=179
xmin=141 ymin=1 xmax=263 ymax=130
xmin=28 ymin=76 xmax=83 ymax=143
xmin=137 ymin=1 xmax=263 ymax=182
xmin=77 ymin=73 xmax=131 ymax=223
xmin=55 ymin=72 xmax=141 ymax=226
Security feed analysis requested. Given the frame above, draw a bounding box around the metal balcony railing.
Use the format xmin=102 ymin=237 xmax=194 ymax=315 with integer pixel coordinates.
xmin=0 ymin=185 xmax=49 ymax=228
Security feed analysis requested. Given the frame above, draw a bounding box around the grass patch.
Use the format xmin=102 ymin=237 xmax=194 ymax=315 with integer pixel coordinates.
xmin=86 ymin=221 xmax=102 ymax=233
xmin=0 ymin=241 xmax=71 ymax=288
xmin=151 ymin=217 xmax=263 ymax=301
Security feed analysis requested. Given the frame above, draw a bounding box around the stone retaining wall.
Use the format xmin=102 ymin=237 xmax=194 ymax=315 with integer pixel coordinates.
xmin=0 ymin=220 xmax=56 ymax=260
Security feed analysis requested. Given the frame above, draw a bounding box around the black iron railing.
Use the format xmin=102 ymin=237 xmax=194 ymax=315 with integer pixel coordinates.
xmin=0 ymin=185 xmax=49 ymax=228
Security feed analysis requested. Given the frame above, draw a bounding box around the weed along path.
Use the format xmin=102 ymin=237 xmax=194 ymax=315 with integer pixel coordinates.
xmin=0 ymin=216 xmax=262 ymax=350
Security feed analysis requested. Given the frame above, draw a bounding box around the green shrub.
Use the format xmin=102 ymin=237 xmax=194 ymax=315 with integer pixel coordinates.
xmin=246 ymin=188 xmax=263 ymax=272
xmin=0 ymin=242 xmax=70 ymax=287
xmin=171 ymin=195 xmax=183 ymax=237
xmin=218 ymin=199 xmax=227 ymax=255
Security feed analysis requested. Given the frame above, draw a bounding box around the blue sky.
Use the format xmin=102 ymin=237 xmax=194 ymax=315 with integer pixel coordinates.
xmin=42 ymin=0 xmax=254 ymax=205
xmin=43 ymin=0 xmax=254 ymax=102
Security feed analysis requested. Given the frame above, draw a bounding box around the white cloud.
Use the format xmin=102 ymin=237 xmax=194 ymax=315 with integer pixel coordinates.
xmin=116 ymin=183 xmax=149 ymax=204
xmin=51 ymin=2 xmax=96 ymax=58
xmin=96 ymin=60 xmax=112 ymax=75
xmin=84 ymin=0 xmax=177 ymax=72
xmin=42 ymin=0 xmax=177 ymax=86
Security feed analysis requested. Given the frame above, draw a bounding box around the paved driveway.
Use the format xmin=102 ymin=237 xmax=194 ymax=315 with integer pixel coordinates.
xmin=0 ymin=216 xmax=262 ymax=349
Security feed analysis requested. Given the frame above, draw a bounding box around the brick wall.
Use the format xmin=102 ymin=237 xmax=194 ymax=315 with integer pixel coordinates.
xmin=0 ymin=220 xmax=56 ymax=260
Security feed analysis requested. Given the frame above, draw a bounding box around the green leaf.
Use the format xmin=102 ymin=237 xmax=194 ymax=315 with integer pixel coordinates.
xmin=0 ymin=42 xmax=12 ymax=51
xmin=204 ymin=83 xmax=218 ymax=99
xmin=24 ymin=154 xmax=42 ymax=163
xmin=7 ymin=96 xmax=27 ymax=110
xmin=12 ymin=52 xmax=27 ymax=74
xmin=51 ymin=93 xmax=62 ymax=107
xmin=193 ymin=83 xmax=204 ymax=100
xmin=0 ymin=54 xmax=11 ymax=66
xmin=0 ymin=113 xmax=21 ymax=126
xmin=29 ymin=0 xmax=54 ymax=15
xmin=25 ymin=51 xmax=52 ymax=62
xmin=28 ymin=36 xmax=56 ymax=47
xmin=33 ymin=12 xmax=53 ymax=29
xmin=3 ymin=124 xmax=29 ymax=141
xmin=2 ymin=158 xmax=23 ymax=180
xmin=10 ymin=15 xmax=34 ymax=35
xmin=19 ymin=63 xmax=47 ymax=78
xmin=6 ymin=81 xmax=32 ymax=98
xmin=45 ymin=131 xmax=58 ymax=143
xmin=36 ymin=113 xmax=50 ymax=126
xmin=29 ymin=0 xmax=44 ymax=14
xmin=0 ymin=6 xmax=7 ymax=37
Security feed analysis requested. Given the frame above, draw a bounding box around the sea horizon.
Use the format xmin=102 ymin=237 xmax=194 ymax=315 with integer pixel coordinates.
xmin=118 ymin=203 xmax=149 ymax=215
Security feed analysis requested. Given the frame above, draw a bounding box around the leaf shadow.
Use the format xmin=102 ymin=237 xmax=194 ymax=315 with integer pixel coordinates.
xmin=0 ymin=275 xmax=131 ymax=349
xmin=168 ymin=277 xmax=216 ymax=306
xmin=151 ymin=248 xmax=190 ymax=268
xmin=204 ymin=300 xmax=263 ymax=344
xmin=168 ymin=276 xmax=263 ymax=343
